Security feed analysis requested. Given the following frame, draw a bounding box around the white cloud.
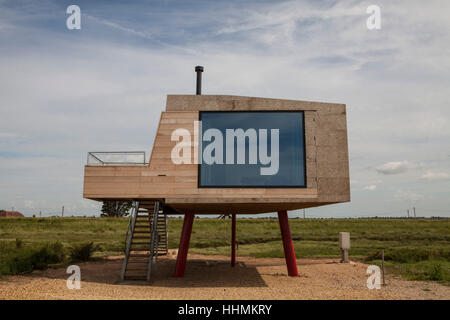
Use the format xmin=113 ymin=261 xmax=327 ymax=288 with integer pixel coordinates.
xmin=363 ymin=185 xmax=377 ymax=191
xmin=375 ymin=161 xmax=416 ymax=175
xmin=85 ymin=15 xmax=154 ymax=40
xmin=421 ymin=171 xmax=450 ymax=181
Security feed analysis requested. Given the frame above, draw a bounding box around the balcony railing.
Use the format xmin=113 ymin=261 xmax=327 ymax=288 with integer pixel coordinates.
xmin=87 ymin=151 xmax=147 ymax=166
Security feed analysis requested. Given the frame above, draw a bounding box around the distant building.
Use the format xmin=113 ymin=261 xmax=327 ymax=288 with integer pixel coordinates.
xmin=0 ymin=210 xmax=25 ymax=218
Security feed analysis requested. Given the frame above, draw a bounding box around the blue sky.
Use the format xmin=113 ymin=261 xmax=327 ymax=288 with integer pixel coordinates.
xmin=1 ymin=0 xmax=449 ymax=217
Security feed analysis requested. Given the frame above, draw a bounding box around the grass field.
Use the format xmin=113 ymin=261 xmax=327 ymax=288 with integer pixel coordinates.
xmin=0 ymin=217 xmax=449 ymax=284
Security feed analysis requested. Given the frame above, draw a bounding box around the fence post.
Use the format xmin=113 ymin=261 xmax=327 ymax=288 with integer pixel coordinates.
xmin=382 ymin=249 xmax=386 ymax=286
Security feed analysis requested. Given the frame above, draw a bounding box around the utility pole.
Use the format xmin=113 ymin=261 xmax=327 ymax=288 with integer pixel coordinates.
xmin=413 ymin=207 xmax=416 ymax=218
xmin=303 ymin=209 xmax=306 ymax=219
xmin=407 ymin=209 xmax=409 ymax=218
xmin=62 ymin=206 xmax=64 ymax=217
xmin=39 ymin=211 xmax=42 ymax=218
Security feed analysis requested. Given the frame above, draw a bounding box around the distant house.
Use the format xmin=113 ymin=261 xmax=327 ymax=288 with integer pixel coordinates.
xmin=0 ymin=210 xmax=25 ymax=218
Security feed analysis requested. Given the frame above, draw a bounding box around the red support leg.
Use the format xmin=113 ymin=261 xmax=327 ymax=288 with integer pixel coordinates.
xmin=231 ymin=214 xmax=236 ymax=267
xmin=277 ymin=210 xmax=299 ymax=277
xmin=174 ymin=212 xmax=195 ymax=277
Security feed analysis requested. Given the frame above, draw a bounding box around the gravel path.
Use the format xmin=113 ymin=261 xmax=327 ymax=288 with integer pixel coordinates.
xmin=0 ymin=252 xmax=448 ymax=300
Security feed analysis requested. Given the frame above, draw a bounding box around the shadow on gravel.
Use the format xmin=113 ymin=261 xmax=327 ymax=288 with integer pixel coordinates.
xmin=26 ymin=256 xmax=268 ymax=288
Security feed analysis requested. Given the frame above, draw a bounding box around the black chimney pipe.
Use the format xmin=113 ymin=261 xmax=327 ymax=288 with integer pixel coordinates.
xmin=195 ymin=66 xmax=204 ymax=95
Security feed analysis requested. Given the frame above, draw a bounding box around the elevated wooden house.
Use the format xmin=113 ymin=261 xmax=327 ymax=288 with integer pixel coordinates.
xmin=83 ymin=70 xmax=350 ymax=281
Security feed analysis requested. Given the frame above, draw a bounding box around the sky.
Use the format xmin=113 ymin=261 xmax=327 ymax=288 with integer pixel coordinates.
xmin=0 ymin=0 xmax=449 ymax=218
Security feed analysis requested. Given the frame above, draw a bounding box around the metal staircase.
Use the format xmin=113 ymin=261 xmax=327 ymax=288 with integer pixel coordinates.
xmin=121 ymin=200 xmax=168 ymax=281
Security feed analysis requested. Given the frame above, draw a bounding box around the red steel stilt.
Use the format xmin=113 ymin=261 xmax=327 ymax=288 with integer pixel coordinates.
xmin=277 ymin=210 xmax=299 ymax=277
xmin=231 ymin=213 xmax=236 ymax=267
xmin=174 ymin=212 xmax=195 ymax=277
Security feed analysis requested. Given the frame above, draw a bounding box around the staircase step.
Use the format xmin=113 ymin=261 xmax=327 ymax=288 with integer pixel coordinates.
xmin=129 ymin=254 xmax=150 ymax=258
xmin=124 ymin=276 xmax=147 ymax=281
xmin=125 ymin=267 xmax=148 ymax=271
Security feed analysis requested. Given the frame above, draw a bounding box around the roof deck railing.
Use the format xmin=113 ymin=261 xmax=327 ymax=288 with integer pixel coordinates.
xmin=87 ymin=151 xmax=147 ymax=166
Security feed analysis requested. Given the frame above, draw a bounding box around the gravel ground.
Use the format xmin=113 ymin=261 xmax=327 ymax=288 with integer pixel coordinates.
xmin=0 ymin=252 xmax=448 ymax=300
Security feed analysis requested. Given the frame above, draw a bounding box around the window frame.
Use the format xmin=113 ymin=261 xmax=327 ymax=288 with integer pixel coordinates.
xmin=197 ymin=110 xmax=307 ymax=188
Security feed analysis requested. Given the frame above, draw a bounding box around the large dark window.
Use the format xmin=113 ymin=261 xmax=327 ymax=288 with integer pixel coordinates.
xmin=199 ymin=111 xmax=306 ymax=187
